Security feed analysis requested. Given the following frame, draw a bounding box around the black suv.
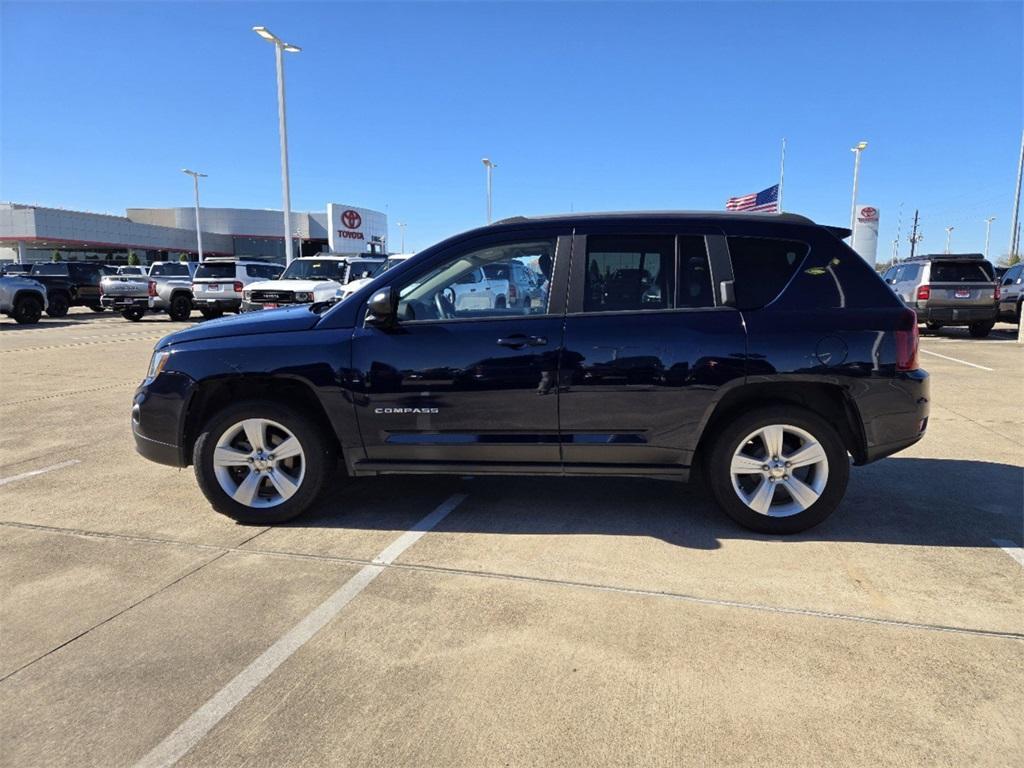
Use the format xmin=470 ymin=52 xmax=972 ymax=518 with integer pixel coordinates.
xmin=132 ymin=212 xmax=929 ymax=534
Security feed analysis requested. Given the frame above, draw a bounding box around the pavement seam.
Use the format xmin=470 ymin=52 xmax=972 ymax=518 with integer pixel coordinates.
xmin=929 ymin=401 xmax=1020 ymax=445
xmin=0 ymin=550 xmax=229 ymax=684
xmin=3 ymin=519 xmax=1021 ymax=643
xmin=4 ymin=382 xmax=135 ymax=405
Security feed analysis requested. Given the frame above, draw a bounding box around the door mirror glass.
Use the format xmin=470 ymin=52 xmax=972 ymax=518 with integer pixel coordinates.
xmin=365 ymin=288 xmax=397 ymax=326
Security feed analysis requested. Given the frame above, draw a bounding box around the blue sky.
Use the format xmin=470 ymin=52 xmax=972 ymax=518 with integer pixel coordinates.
xmin=2 ymin=1 xmax=1021 ymax=259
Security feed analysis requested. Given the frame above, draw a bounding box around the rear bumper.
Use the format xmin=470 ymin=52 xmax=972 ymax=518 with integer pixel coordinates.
xmin=914 ymin=305 xmax=997 ymax=325
xmin=859 ymin=369 xmax=930 ymax=464
xmin=195 ymin=297 xmax=242 ymax=312
xmin=102 ymin=296 xmax=148 ymax=310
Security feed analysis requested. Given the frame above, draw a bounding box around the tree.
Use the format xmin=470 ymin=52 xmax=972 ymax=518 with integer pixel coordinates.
xmin=51 ymin=250 xmax=62 ymax=262
xmin=178 ymin=252 xmax=189 ymax=263
xmin=127 ymin=250 xmax=139 ymax=266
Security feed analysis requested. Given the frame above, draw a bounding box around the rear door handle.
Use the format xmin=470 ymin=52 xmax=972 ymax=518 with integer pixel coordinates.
xmin=497 ymin=334 xmax=548 ymax=349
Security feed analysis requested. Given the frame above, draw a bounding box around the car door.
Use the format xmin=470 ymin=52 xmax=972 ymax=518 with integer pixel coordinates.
xmin=557 ymin=226 xmax=747 ymax=471
xmin=350 ymin=231 xmax=571 ymax=468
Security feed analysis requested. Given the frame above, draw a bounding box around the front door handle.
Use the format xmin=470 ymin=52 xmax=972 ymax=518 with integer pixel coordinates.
xmin=497 ymin=334 xmax=548 ymax=349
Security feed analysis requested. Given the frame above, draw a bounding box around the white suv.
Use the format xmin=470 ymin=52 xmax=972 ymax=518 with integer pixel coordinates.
xmin=192 ymin=258 xmax=283 ymax=319
xmin=242 ymin=255 xmax=385 ymax=311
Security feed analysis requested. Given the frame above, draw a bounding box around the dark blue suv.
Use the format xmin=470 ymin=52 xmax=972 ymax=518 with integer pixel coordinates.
xmin=132 ymin=212 xmax=928 ymax=534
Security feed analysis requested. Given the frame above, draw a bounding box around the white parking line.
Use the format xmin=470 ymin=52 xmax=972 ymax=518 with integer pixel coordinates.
xmin=0 ymin=460 xmax=80 ymax=487
xmin=919 ymin=348 xmax=995 ymax=371
xmin=992 ymin=539 xmax=1024 ymax=567
xmin=134 ymin=492 xmax=467 ymax=768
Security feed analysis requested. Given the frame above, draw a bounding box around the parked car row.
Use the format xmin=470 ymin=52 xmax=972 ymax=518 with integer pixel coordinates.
xmin=881 ymin=253 xmax=1019 ymax=337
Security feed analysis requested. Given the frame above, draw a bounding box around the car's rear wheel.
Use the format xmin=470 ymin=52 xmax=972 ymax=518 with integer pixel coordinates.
xmin=705 ymin=405 xmax=850 ymax=534
xmin=12 ymin=294 xmax=43 ymax=324
xmin=193 ymin=400 xmax=333 ymax=524
xmin=121 ymin=308 xmax=145 ymax=321
xmin=46 ymin=293 xmax=69 ymax=317
xmin=925 ymin=321 xmax=943 ymax=331
xmin=968 ymin=320 xmax=994 ymax=338
xmin=167 ymin=294 xmax=192 ymax=322
xmin=89 ymin=305 xmax=106 ymax=313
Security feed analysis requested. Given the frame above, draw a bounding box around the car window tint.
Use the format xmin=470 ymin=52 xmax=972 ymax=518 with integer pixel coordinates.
xmin=396 ymin=240 xmax=555 ymax=322
xmin=930 ymin=262 xmax=991 ymax=282
xmin=150 ymin=263 xmax=189 ymax=277
xmin=584 ymin=235 xmax=674 ymax=312
xmin=195 ymin=263 xmax=236 ymax=279
xmin=727 ymin=237 xmax=809 ymax=309
xmin=31 ymin=264 xmax=68 ymax=276
xmin=677 ymin=235 xmax=714 ymax=308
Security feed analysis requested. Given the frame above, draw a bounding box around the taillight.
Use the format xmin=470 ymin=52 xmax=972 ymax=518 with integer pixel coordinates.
xmin=994 ymin=285 xmax=1001 ymax=300
xmin=895 ymin=309 xmax=919 ymax=371
xmin=233 ymin=281 xmax=243 ymax=293
xmin=148 ymin=280 xmax=157 ymax=297
xmin=508 ymin=283 xmax=518 ymax=302
xmin=916 ymin=285 xmax=930 ymax=301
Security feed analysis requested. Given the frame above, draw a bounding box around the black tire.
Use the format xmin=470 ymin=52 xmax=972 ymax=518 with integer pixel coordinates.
xmin=968 ymin=320 xmax=994 ymax=338
xmin=1016 ymin=300 xmax=1022 ymax=325
xmin=495 ymin=296 xmax=507 ymax=309
xmin=12 ymin=294 xmax=43 ymax=324
xmin=193 ymin=400 xmax=334 ymax=524
xmin=121 ymin=308 xmax=145 ymax=322
xmin=46 ymin=293 xmax=69 ymax=318
xmin=704 ymin=405 xmax=850 ymax=534
xmin=167 ymin=293 xmax=192 ymax=322
xmin=199 ymin=307 xmax=223 ymax=320
xmin=924 ymin=321 xmax=942 ymax=331
xmin=89 ymin=305 xmax=106 ymax=313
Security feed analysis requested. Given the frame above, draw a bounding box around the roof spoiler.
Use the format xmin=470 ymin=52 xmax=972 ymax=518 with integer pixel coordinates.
xmin=825 ymin=226 xmax=852 ymax=240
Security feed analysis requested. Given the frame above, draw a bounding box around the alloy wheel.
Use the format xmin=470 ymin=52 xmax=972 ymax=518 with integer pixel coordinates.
xmin=212 ymin=418 xmax=306 ymax=508
xmin=729 ymin=423 xmax=829 ymax=518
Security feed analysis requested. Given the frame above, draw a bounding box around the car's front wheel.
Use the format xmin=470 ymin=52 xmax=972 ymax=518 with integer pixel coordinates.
xmin=193 ymin=400 xmax=333 ymax=524
xmin=12 ymin=294 xmax=43 ymax=324
xmin=705 ymin=406 xmax=850 ymax=534
xmin=121 ymin=308 xmax=145 ymax=321
xmin=46 ymin=293 xmax=69 ymax=317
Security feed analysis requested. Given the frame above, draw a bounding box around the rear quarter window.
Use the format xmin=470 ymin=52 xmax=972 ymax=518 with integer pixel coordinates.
xmin=727 ymin=237 xmax=808 ymax=309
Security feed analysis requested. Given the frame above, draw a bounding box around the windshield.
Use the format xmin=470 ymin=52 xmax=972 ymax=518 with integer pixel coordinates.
xmin=195 ymin=263 xmax=236 ymax=280
xmin=280 ymin=260 xmax=348 ymax=281
xmin=931 ymin=262 xmax=993 ymax=282
xmin=150 ymin=263 xmax=189 ymax=277
xmin=346 ymin=259 xmax=387 ymax=281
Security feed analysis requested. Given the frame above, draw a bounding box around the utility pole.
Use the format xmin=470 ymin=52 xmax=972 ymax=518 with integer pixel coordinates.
xmin=908 ymin=209 xmax=922 ymax=259
xmin=984 ymin=216 xmax=996 ymax=259
xmin=1010 ymin=128 xmax=1024 ymax=260
xmin=944 ymin=226 xmax=954 ymax=254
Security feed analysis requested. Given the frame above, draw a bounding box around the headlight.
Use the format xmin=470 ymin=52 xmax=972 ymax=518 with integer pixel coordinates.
xmin=146 ymin=350 xmax=171 ymax=381
xmin=243 ymin=290 xmax=252 ymax=300
xmin=294 ymin=292 xmax=312 ymax=302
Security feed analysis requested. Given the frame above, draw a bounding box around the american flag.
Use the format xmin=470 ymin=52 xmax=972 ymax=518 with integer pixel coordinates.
xmin=726 ymin=184 xmax=780 ymax=213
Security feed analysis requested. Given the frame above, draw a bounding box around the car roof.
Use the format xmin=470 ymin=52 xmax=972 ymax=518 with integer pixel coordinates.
xmin=904 ymin=253 xmax=989 ymax=263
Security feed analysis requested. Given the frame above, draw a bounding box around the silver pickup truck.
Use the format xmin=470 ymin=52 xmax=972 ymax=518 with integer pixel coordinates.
xmin=100 ymin=261 xmax=197 ymax=322
xmin=0 ymin=275 xmax=48 ymax=324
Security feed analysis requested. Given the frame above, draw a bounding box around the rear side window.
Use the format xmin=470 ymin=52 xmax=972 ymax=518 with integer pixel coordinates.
xmin=246 ymin=264 xmax=282 ymax=279
xmin=584 ymin=235 xmax=674 ymax=312
xmin=930 ymin=262 xmax=992 ymax=283
xmin=727 ymin=237 xmax=809 ymax=309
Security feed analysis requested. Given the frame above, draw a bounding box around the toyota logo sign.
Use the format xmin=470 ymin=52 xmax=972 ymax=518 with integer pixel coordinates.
xmin=858 ymin=206 xmax=878 ymax=220
xmin=341 ymin=210 xmax=362 ymax=229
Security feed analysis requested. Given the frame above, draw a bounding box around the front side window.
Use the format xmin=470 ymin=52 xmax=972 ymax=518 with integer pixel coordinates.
xmin=727 ymin=237 xmax=809 ymax=309
xmin=584 ymin=235 xmax=674 ymax=312
xmin=396 ymin=240 xmax=554 ymax=322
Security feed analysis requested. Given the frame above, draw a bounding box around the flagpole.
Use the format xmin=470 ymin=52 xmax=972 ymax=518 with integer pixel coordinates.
xmin=778 ymin=138 xmax=786 ymax=212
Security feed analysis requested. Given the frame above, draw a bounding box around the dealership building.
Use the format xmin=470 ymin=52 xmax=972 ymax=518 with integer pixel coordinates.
xmin=0 ymin=202 xmax=388 ymax=264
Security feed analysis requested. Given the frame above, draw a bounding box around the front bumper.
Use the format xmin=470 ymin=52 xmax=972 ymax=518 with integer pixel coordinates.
xmin=132 ymin=371 xmax=195 ymax=467
xmin=914 ymin=305 xmax=997 ymax=325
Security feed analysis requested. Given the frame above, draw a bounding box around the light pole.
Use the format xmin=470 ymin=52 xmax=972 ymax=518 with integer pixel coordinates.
xmin=396 ymin=222 xmax=407 ymax=253
xmin=945 ymin=226 xmax=954 ymax=254
xmin=181 ymin=169 xmax=207 ymax=261
xmin=482 ymin=157 xmax=497 ymax=224
xmin=984 ymin=216 xmax=996 ymax=259
xmin=849 ymin=141 xmax=868 ymax=248
xmin=253 ymin=25 xmax=301 ymax=265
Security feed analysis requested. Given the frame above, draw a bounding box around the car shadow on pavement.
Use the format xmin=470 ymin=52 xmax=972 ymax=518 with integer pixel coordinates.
xmin=288 ymin=457 xmax=1023 ymax=551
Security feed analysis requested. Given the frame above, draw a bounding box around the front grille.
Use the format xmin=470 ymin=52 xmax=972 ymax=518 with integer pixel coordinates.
xmin=250 ymin=290 xmax=296 ymax=303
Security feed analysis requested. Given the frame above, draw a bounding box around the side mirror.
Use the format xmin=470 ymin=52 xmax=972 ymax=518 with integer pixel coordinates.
xmin=886 ymin=278 xmax=897 ymax=285
xmin=365 ymin=287 xmax=397 ymax=326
